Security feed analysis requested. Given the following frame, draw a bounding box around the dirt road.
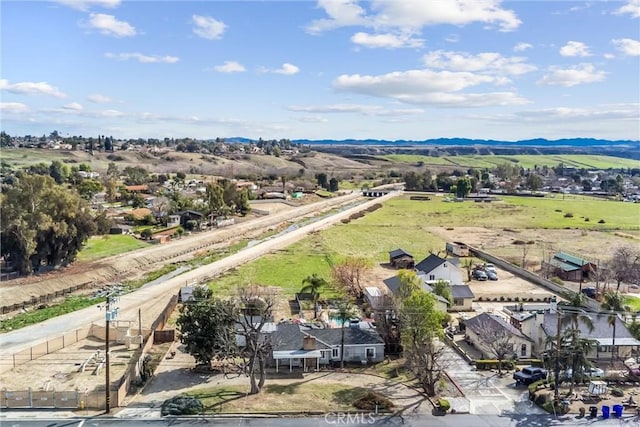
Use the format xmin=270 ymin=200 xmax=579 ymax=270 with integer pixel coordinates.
xmin=0 ymin=193 xmax=363 ymax=310
xmin=0 ymin=192 xmax=399 ymax=355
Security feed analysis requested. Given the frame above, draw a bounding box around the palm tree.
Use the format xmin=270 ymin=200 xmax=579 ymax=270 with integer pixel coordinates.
xmin=563 ymin=294 xmax=595 ymax=393
xmin=334 ymin=300 xmax=358 ymax=368
xmin=300 ymin=274 xmax=328 ymax=319
xmin=601 ymin=291 xmax=630 ymax=366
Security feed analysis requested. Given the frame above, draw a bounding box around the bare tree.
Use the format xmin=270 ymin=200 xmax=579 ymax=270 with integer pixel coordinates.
xmin=331 ymin=257 xmax=368 ymax=298
xmin=472 ymin=316 xmax=515 ymax=375
xmin=236 ymin=285 xmax=275 ymax=394
xmin=608 ymin=245 xmax=640 ymax=291
xmin=521 ymin=242 xmax=533 ymax=270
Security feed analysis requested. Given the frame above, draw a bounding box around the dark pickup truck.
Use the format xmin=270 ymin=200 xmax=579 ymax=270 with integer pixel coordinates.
xmin=513 ymin=367 xmax=547 ymax=385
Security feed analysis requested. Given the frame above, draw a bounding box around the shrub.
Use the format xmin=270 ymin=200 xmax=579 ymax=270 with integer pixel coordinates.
xmin=598 ymin=219 xmax=606 ymax=224
xmin=353 ymin=392 xmax=394 ymax=411
xmin=584 ymin=217 xmax=590 ymax=222
xmin=550 ymin=277 xmax=564 ymax=286
xmin=438 ymin=399 xmax=451 ymax=412
xmin=161 ymin=395 xmax=203 ymax=416
xmin=535 ymin=393 xmax=547 ymax=406
xmin=564 ymin=212 xmax=574 ymax=218
xmin=555 ymin=209 xmax=562 ymax=212
xmin=611 ymin=387 xmax=624 ymax=397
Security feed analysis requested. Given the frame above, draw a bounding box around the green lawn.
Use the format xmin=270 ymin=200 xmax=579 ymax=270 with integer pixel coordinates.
xmin=187 ymin=382 xmax=370 ymax=413
xmin=209 ymin=194 xmax=638 ymax=297
xmin=77 ymin=234 xmax=149 ymax=261
xmin=626 ymin=296 xmax=640 ymax=312
xmin=378 ymin=154 xmax=640 ymax=170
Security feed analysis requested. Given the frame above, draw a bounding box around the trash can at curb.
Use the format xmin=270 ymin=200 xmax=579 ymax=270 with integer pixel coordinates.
xmin=602 ymin=405 xmax=610 ymax=419
xmin=612 ymin=404 xmax=623 ymax=417
xmin=589 ymin=406 xmax=598 ymax=418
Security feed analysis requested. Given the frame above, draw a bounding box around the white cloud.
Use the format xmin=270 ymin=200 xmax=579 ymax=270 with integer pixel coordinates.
xmin=288 ymin=104 xmax=383 ymax=114
xmin=260 ymin=63 xmax=300 ymax=75
xmin=63 ymin=102 xmax=84 ymax=111
xmin=423 ymin=50 xmax=537 ymax=75
xmin=614 ymin=0 xmax=640 ymax=18
xmin=87 ymin=93 xmax=112 ymax=103
xmin=297 ymin=116 xmax=329 ymax=123
xmin=332 ymin=69 xmax=529 ymax=106
xmin=213 ymin=61 xmax=246 ymax=73
xmin=350 ymin=31 xmax=424 ymax=49
xmin=612 ymin=38 xmax=640 ymax=56
xmin=306 ymin=0 xmax=369 ymax=34
xmin=307 ymin=0 xmax=521 ymax=34
xmin=104 ymin=52 xmax=179 ymax=63
xmin=97 ymin=109 xmax=125 ymax=117
xmin=56 ymin=0 xmax=120 ymax=11
xmin=513 ymin=42 xmax=532 ymax=52
xmin=86 ymin=13 xmax=136 ymax=37
xmin=559 ymin=41 xmax=591 ymax=57
xmin=537 ymin=63 xmax=607 ymax=87
xmin=0 ymin=102 xmax=30 ymax=113
xmin=512 ymin=103 xmax=640 ymax=122
xmin=0 ymin=79 xmax=66 ymax=98
xmin=192 ymin=15 xmax=227 ymax=40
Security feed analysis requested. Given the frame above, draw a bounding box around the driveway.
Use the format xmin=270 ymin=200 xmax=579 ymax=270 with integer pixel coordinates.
xmin=440 ymin=344 xmax=546 ymax=416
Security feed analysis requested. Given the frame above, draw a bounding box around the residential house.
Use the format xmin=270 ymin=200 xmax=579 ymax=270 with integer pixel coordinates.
xmin=450 ymin=284 xmax=474 ymax=312
xmin=544 ymin=251 xmax=597 ymax=282
xmin=540 ymin=311 xmax=640 ymax=361
xmin=269 ymin=323 xmax=385 ymax=372
xmin=383 ymin=274 xmax=450 ymax=312
xmin=415 ymin=254 xmax=464 ymax=285
xmin=464 ymin=312 xmax=534 ymax=359
xmin=388 ymin=249 xmax=415 ymax=269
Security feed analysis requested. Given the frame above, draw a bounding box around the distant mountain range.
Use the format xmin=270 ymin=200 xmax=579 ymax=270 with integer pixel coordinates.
xmin=289 ymin=138 xmax=639 ymax=147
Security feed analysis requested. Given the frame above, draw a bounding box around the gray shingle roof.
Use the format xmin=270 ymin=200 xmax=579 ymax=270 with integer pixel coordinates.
xmin=466 ymin=312 xmax=532 ymax=341
xmin=271 ymin=323 xmax=384 ymax=352
xmin=389 ymin=248 xmax=413 ymax=259
xmin=451 ymin=284 xmax=474 ymax=299
xmin=542 ymin=312 xmax=640 ymax=343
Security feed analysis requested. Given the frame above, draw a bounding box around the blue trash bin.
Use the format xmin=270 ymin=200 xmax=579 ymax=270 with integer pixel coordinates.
xmin=602 ymin=405 xmax=610 ymax=419
xmin=613 ymin=404 xmax=623 ymax=417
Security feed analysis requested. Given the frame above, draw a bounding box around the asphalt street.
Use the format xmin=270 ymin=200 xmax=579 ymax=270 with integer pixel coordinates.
xmin=1 ymin=413 xmax=640 ymax=427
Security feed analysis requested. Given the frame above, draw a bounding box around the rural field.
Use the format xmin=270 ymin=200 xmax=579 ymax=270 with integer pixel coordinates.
xmin=208 ymin=193 xmax=640 ymax=298
xmin=380 ymin=153 xmax=640 ymax=170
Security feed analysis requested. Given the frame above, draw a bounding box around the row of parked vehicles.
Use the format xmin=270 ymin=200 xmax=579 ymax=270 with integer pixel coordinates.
xmin=472 ymin=263 xmax=498 ymax=281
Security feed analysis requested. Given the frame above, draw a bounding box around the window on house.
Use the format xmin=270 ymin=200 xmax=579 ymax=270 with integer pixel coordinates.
xmin=332 ymin=348 xmax=339 ymax=358
xmin=429 ymin=275 xmax=435 ymax=280
xmin=453 ymin=298 xmax=463 ymax=306
xmin=320 ymin=350 xmax=327 ymax=359
xmin=520 ymin=344 xmax=527 ymax=357
xmin=365 ymin=348 xmax=375 ymax=359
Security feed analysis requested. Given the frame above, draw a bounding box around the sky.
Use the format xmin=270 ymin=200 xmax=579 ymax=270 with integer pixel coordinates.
xmin=1 ymin=0 xmax=639 ymax=142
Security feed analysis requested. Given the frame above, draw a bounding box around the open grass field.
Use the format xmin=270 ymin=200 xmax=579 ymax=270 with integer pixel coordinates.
xmin=187 ymin=382 xmax=370 ymax=413
xmin=380 ymin=154 xmax=640 ymax=170
xmin=77 ymin=234 xmax=150 ymax=261
xmin=209 ymin=193 xmax=639 ymax=297
xmin=626 ymin=296 xmax=640 ymax=312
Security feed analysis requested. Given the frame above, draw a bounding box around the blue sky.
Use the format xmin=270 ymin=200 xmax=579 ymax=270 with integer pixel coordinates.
xmin=1 ymin=0 xmax=639 ymax=141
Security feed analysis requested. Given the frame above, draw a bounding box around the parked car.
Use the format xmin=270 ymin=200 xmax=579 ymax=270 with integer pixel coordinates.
xmin=563 ymin=366 xmax=605 ymax=381
xmin=581 ymin=287 xmax=597 ymax=299
xmin=514 ymin=366 xmax=548 ymax=385
xmin=484 ymin=263 xmax=497 ymax=274
xmin=486 ymin=270 xmax=498 ymax=280
xmin=473 ymin=270 xmax=488 ymax=281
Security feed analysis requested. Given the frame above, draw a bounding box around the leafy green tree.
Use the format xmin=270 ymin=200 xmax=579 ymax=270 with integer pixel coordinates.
xmin=76 ymin=179 xmax=103 ymax=199
xmin=329 ymin=177 xmax=339 ymax=192
xmin=48 ymin=160 xmax=69 ymax=184
xmin=400 ymin=289 xmax=446 ymax=396
xmin=396 ymin=269 xmax=422 ymax=301
xmin=176 ymin=287 xmax=239 ymax=367
xmin=123 ymin=166 xmax=150 ymax=185
xmin=431 ymin=279 xmax=453 ymax=305
xmin=300 ymin=274 xmax=329 ymax=319
xmin=525 ymin=174 xmax=543 ymax=191
xmin=1 ymin=174 xmax=96 ymax=274
xmin=316 ymin=173 xmax=328 ymax=190
xmin=205 ymin=182 xmax=226 ymax=217
xmin=455 ymin=177 xmax=471 ymax=198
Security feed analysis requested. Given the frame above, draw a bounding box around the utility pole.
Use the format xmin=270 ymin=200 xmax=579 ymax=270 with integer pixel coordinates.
xmin=554 ymin=308 xmax=562 ymax=402
xmin=100 ymin=291 xmax=120 ymax=413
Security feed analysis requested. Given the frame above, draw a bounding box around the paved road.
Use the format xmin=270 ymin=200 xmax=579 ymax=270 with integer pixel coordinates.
xmin=0 ymin=192 xmax=399 ymax=357
xmin=1 ymin=413 xmax=639 ymax=426
xmin=439 ymin=343 xmax=546 ymax=416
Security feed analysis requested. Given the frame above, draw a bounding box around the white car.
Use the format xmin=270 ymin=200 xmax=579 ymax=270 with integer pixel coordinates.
xmin=564 ymin=367 xmax=605 ymax=379
xmin=484 ymin=263 xmax=497 ymax=274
